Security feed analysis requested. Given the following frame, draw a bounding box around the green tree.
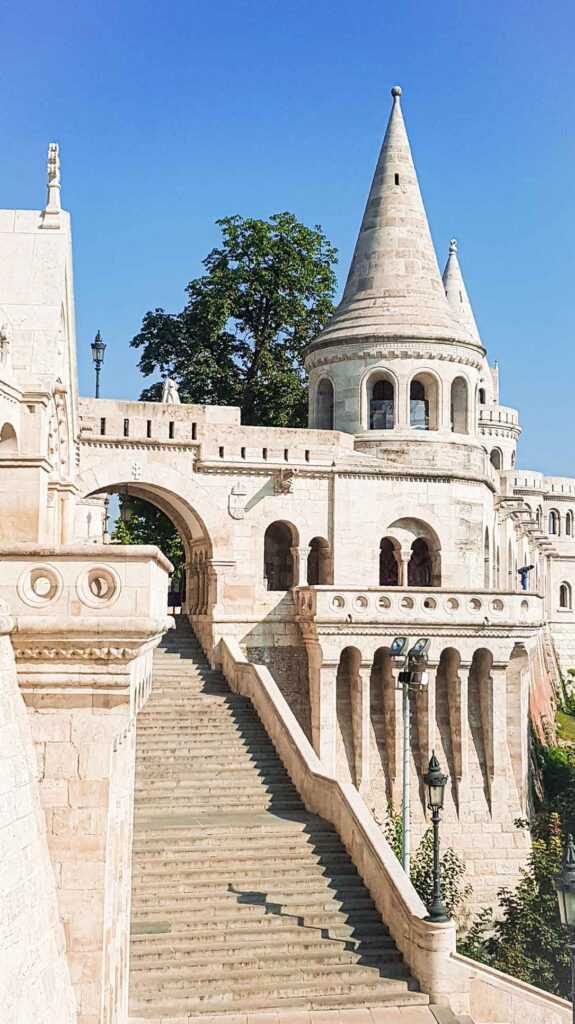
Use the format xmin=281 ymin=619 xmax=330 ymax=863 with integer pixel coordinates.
xmin=131 ymin=212 xmax=338 ymax=428
xmin=459 ymin=814 xmax=572 ymax=998
xmin=112 ymin=497 xmax=184 ymax=582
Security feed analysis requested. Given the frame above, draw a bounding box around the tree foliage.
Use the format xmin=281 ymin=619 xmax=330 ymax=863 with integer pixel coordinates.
xmin=112 ymin=497 xmax=184 ymax=581
xmin=459 ymin=814 xmax=572 ymax=998
xmin=131 ymin=212 xmax=338 ymax=427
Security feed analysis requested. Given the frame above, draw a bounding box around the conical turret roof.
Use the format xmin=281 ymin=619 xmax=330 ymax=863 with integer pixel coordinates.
xmin=442 ymin=238 xmax=481 ymax=345
xmin=310 ymin=87 xmax=478 ymax=350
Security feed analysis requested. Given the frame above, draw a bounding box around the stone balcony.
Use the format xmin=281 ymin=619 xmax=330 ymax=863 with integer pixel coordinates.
xmin=294 ymin=585 xmax=544 ymax=663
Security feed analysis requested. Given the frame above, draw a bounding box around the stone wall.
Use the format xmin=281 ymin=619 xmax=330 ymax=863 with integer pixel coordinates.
xmin=0 ymin=606 xmax=76 ymax=1024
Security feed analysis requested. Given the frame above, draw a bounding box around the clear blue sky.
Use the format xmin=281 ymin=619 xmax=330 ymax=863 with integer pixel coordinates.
xmin=2 ymin=0 xmax=574 ymax=474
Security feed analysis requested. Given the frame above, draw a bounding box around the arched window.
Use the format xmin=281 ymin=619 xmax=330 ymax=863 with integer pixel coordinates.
xmin=450 ymin=377 xmax=469 ymax=433
xmin=379 ymin=538 xmax=399 ymax=586
xmin=495 ymin=546 xmax=501 ymax=587
xmin=369 ymin=378 xmax=394 ymax=430
xmin=0 ymin=422 xmax=18 ymax=454
xmin=536 ymin=506 xmax=543 ymax=529
xmin=478 ymin=388 xmax=486 ymax=405
xmin=408 ymin=538 xmax=432 ymax=587
xmin=410 ymin=374 xmax=439 ymax=431
xmin=511 ymin=451 xmax=516 ymax=467
xmin=316 ymin=378 xmax=334 ymax=430
xmin=566 ymin=511 xmax=574 ymax=537
xmin=490 ymin=448 xmax=502 ymax=470
xmin=560 ymin=582 xmax=572 ymax=609
xmin=549 ymin=509 xmax=560 ymax=536
xmin=264 ymin=522 xmax=296 ymax=590
xmin=307 ymin=537 xmax=332 ymax=585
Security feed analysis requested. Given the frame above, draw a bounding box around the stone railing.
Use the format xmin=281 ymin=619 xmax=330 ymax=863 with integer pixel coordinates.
xmin=217 ymin=636 xmax=572 ymax=1020
xmin=453 ymin=953 xmax=571 ymax=1023
xmin=478 ymin=403 xmax=519 ymax=428
xmin=294 ymin=585 xmax=544 ymax=628
xmin=217 ymin=636 xmax=467 ymax=1007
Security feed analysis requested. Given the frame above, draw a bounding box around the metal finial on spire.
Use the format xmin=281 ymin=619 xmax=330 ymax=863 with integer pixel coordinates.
xmin=449 ymin=238 xmax=458 ymax=255
xmin=391 ymin=85 xmax=402 ymax=98
xmin=42 ymin=143 xmax=61 ymax=224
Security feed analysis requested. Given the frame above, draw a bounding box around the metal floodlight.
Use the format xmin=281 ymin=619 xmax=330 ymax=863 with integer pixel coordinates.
xmin=390 ymin=636 xmax=408 ymax=658
xmin=408 ymin=637 xmax=430 ymax=661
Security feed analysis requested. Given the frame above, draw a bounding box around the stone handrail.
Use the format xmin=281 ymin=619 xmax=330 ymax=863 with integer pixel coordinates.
xmin=453 ymin=952 xmax=571 ymax=1023
xmin=217 ymin=636 xmax=468 ymax=1008
xmin=294 ymin=585 xmax=544 ymax=628
xmin=217 ymin=636 xmax=572 ymax=1019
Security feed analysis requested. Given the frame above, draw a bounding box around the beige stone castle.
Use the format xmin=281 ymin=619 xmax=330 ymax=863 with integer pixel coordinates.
xmin=0 ymin=88 xmax=571 ymax=1024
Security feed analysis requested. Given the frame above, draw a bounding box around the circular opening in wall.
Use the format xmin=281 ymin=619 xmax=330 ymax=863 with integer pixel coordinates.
xmin=31 ymin=572 xmax=55 ymax=599
xmin=491 ymin=598 xmax=504 ymax=612
xmin=400 ymin=596 xmax=414 ymax=610
xmin=353 ymin=595 xmax=369 ymax=611
xmin=469 ymin=598 xmax=482 ymax=611
xmin=18 ymin=565 xmax=63 ymax=608
xmin=520 ymin=599 xmax=529 ymax=614
xmin=331 ymin=595 xmax=346 ymax=610
xmin=77 ymin=565 xmax=120 ymax=608
xmin=446 ymin=597 xmax=459 ymax=611
xmin=378 ymin=595 xmax=391 ymax=609
xmin=423 ymin=597 xmax=437 ymax=610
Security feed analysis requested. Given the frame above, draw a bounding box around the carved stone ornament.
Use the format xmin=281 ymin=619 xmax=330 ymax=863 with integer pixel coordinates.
xmin=131 ymin=461 xmax=143 ymax=481
xmin=274 ymin=469 xmax=294 ymax=495
xmin=161 ymin=378 xmax=181 ymax=404
xmin=228 ymin=479 xmax=248 ymax=520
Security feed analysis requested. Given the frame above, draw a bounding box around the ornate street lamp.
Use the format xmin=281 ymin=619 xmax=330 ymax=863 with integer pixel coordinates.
xmin=554 ymin=834 xmax=575 ymax=1022
xmin=90 ymin=330 xmax=106 ymax=398
xmin=423 ymin=751 xmax=450 ymax=922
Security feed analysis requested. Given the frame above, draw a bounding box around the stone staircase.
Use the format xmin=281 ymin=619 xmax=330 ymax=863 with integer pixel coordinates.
xmin=129 ymin=618 xmax=430 ymax=1019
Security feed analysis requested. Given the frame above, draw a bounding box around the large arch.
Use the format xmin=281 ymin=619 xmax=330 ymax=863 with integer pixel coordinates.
xmin=77 ymin=459 xmax=229 ymax=553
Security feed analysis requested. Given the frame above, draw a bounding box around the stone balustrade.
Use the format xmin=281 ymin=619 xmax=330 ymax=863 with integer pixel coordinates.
xmin=295 ymin=585 xmax=544 ymax=628
xmin=478 ymin=403 xmax=519 ymax=427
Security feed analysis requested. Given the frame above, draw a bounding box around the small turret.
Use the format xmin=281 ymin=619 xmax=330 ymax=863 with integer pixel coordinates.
xmin=442 ymin=238 xmax=481 ymax=345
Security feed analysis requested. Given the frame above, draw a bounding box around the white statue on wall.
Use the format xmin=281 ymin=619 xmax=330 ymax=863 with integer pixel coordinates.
xmin=161 ymin=378 xmax=181 ymax=404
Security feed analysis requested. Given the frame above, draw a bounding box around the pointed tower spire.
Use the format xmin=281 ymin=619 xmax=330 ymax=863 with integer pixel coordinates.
xmin=312 ymin=86 xmax=471 ymax=349
xmin=442 ymin=238 xmax=481 ymax=345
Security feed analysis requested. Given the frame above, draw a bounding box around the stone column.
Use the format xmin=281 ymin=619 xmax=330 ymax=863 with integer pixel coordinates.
xmin=478 ymin=661 xmax=508 ymax=816
xmin=399 ymin=548 xmax=411 ymax=587
xmin=351 ymin=662 xmax=371 ymax=793
xmin=292 ymin=545 xmax=305 ymax=587
xmin=449 ymin=662 xmax=470 ymax=801
xmin=382 ymin=656 xmax=403 ymax=808
xmin=307 ymin=643 xmax=337 ymax=776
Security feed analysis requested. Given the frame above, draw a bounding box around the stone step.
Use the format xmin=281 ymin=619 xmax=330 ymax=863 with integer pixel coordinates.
xmin=132 ymin=861 xmax=358 ymax=883
xmin=131 ymin=917 xmax=390 ymax=946
xmin=131 ymin=899 xmax=380 ymax=926
xmin=129 ymin=957 xmax=410 ymax=991
xmin=131 ymin=874 xmax=366 ymax=898
xmin=129 ymin=983 xmax=427 ymax=1016
xmin=129 ymin=931 xmax=395 ymax=962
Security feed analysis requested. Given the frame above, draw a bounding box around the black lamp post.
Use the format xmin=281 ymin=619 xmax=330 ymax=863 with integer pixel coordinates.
xmin=554 ymin=833 xmax=575 ymax=1023
xmin=90 ymin=330 xmax=106 ymax=398
xmin=423 ymin=751 xmax=450 ymax=922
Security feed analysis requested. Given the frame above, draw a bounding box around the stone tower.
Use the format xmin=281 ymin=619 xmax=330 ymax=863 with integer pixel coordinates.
xmin=305 ymin=87 xmax=487 ymax=471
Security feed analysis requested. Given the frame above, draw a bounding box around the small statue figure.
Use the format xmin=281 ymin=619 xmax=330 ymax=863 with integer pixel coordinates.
xmin=161 ymin=377 xmax=181 ymax=404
